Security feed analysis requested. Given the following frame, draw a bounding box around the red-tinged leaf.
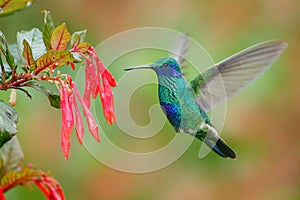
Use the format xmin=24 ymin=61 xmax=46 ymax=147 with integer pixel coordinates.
xmin=42 ymin=10 xmax=54 ymax=50
xmin=0 ymin=0 xmax=34 ymax=16
xmin=73 ymin=42 xmax=91 ymax=53
xmin=35 ymin=50 xmax=74 ymax=74
xmin=22 ymin=39 xmax=36 ymax=69
xmin=1 ymin=165 xmax=39 ymax=192
xmin=17 ymin=28 xmax=46 ymax=60
xmin=50 ymin=23 xmax=71 ymax=50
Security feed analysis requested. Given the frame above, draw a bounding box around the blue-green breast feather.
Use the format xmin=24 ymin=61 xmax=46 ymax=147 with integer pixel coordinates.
xmin=158 ymin=84 xmax=181 ymax=130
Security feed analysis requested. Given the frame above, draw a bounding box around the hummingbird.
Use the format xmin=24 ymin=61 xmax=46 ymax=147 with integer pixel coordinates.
xmin=124 ymin=37 xmax=287 ymax=159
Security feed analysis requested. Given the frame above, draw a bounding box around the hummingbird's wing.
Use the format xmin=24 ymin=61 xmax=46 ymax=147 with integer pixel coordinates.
xmin=190 ymin=40 xmax=288 ymax=111
xmin=169 ymin=34 xmax=189 ymax=70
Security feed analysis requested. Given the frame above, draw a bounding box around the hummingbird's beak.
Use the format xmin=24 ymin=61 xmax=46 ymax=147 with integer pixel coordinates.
xmin=124 ymin=65 xmax=152 ymax=71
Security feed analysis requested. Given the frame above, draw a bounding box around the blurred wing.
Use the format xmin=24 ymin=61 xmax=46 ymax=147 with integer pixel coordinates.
xmin=169 ymin=34 xmax=189 ymax=68
xmin=191 ymin=40 xmax=288 ymax=111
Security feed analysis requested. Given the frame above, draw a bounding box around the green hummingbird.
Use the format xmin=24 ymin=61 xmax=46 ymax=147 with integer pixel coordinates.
xmin=124 ymin=37 xmax=287 ymax=159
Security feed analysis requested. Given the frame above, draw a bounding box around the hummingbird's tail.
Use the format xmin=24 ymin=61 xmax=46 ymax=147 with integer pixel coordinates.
xmin=196 ymin=124 xmax=236 ymax=159
xmin=210 ymin=138 xmax=236 ymax=159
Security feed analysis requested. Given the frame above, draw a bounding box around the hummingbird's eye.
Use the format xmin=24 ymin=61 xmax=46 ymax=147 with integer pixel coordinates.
xmin=163 ymin=63 xmax=168 ymax=68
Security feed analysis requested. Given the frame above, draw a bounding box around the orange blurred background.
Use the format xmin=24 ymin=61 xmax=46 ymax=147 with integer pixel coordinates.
xmin=0 ymin=0 xmax=299 ymax=199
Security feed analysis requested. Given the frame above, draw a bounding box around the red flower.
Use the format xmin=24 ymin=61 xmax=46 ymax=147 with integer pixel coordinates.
xmin=41 ymin=43 xmax=117 ymax=159
xmin=79 ymin=47 xmax=117 ymax=124
xmin=33 ymin=173 xmax=65 ymax=200
xmin=28 ymin=37 xmax=116 ymax=159
xmin=0 ymin=165 xmax=65 ymax=200
xmin=57 ymin=76 xmax=100 ymax=159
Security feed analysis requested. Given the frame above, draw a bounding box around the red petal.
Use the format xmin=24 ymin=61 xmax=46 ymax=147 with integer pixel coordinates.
xmin=69 ymin=62 xmax=75 ymax=70
xmin=59 ymin=80 xmax=74 ymax=159
xmin=35 ymin=181 xmax=51 ymax=198
xmin=104 ymin=69 xmax=117 ymax=87
xmin=73 ymin=83 xmax=100 ymax=142
xmin=43 ymin=181 xmax=61 ymax=200
xmin=84 ymin=110 xmax=100 ymax=142
xmin=44 ymin=175 xmax=65 ymax=200
xmin=102 ymin=77 xmax=116 ymax=124
xmin=85 ymin=47 xmax=116 ymax=124
xmin=35 ymin=174 xmax=65 ymax=200
xmin=0 ymin=187 xmax=6 ymax=200
xmin=88 ymin=63 xmax=100 ymax=99
xmin=83 ymin=63 xmax=93 ymax=108
xmin=60 ymin=82 xmax=74 ymax=137
xmin=73 ymin=95 xmax=84 ymax=144
xmin=87 ymin=48 xmax=105 ymax=74
xmin=82 ymin=56 xmax=100 ymax=107
xmin=61 ymin=126 xmax=70 ymax=160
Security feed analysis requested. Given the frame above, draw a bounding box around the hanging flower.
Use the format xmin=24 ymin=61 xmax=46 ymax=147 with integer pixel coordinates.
xmin=33 ymin=173 xmax=65 ymax=200
xmin=36 ymin=29 xmax=117 ymax=159
xmin=0 ymin=164 xmax=65 ymax=200
xmin=56 ymin=75 xmax=100 ymax=159
xmin=71 ymin=45 xmax=117 ymax=125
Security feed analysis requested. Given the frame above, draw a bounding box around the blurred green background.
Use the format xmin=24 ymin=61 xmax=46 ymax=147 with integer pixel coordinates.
xmin=1 ymin=0 xmax=299 ymax=199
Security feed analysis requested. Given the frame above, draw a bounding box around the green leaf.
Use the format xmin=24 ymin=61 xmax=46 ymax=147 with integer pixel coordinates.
xmin=17 ymin=28 xmax=46 ymax=60
xmin=47 ymin=93 xmax=60 ymax=109
xmin=50 ymin=23 xmax=71 ymax=50
xmin=27 ymin=82 xmax=60 ymax=109
xmin=36 ymin=50 xmax=74 ymax=71
xmin=71 ymin=29 xmax=87 ymax=47
xmin=0 ymin=32 xmax=12 ymax=82
xmin=42 ymin=10 xmax=54 ymax=50
xmin=0 ymin=101 xmax=18 ymax=148
xmin=0 ymin=32 xmax=16 ymax=71
xmin=0 ymin=31 xmax=6 ymax=50
xmin=8 ymin=43 xmax=22 ymax=65
xmin=5 ymin=44 xmax=15 ymax=68
xmin=0 ymin=0 xmax=34 ymax=16
xmin=22 ymin=39 xmax=36 ymax=69
xmin=0 ymin=55 xmax=12 ymax=84
xmin=0 ymin=31 xmax=7 ymax=58
xmin=0 ymin=137 xmax=24 ymax=174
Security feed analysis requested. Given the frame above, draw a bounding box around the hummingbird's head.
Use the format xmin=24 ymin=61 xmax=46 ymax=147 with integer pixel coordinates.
xmin=124 ymin=57 xmax=183 ymax=77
